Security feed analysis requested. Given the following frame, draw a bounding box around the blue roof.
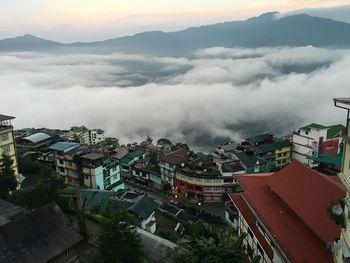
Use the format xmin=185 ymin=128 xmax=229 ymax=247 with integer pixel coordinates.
xmin=49 ymin=142 xmax=80 ymax=152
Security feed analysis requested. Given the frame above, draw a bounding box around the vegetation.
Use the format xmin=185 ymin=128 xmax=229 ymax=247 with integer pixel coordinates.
xmin=9 ymin=166 xmax=65 ymax=209
xmin=94 ymin=211 xmax=145 ymax=263
xmin=0 ymin=154 xmax=18 ymax=199
xmin=167 ymin=223 xmax=254 ymax=263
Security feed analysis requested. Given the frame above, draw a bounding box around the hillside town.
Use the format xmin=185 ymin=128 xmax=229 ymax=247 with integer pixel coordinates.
xmin=1 ymin=97 xmax=350 ymax=263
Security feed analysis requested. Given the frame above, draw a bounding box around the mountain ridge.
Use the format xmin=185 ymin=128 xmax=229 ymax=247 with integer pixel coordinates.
xmin=1 ymin=12 xmax=350 ymax=55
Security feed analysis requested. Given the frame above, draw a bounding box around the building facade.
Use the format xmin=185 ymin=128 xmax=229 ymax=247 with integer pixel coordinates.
xmin=80 ymin=129 xmax=105 ymax=145
xmin=0 ymin=114 xmax=19 ymax=178
xmin=333 ymin=98 xmax=350 ymax=263
xmin=226 ymin=161 xmax=345 ymax=263
xmin=292 ymin=123 xmax=344 ymax=167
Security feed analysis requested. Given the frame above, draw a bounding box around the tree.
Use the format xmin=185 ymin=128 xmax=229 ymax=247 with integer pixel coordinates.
xmin=9 ymin=165 xmax=64 ymax=209
xmin=95 ymin=211 xmax=145 ymax=263
xmin=0 ymin=154 xmax=18 ymax=199
xmin=167 ymin=225 xmax=248 ymax=263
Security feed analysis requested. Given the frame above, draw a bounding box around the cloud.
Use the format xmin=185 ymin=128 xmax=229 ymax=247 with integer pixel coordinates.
xmin=0 ymin=46 xmax=349 ymax=150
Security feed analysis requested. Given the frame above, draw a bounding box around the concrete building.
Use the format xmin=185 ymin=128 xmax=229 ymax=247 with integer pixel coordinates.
xmin=0 ymin=114 xmax=19 ymax=178
xmin=81 ymin=153 xmax=124 ymax=191
xmin=120 ymin=149 xmax=148 ymax=173
xmin=49 ymin=142 xmax=83 ymax=187
xmin=226 ymin=161 xmax=345 ymax=262
xmin=80 ymin=129 xmax=105 ymax=145
xmin=292 ymin=123 xmax=344 ymax=167
xmin=333 ymin=98 xmax=350 ymax=263
xmin=159 ymin=148 xmax=191 ymax=185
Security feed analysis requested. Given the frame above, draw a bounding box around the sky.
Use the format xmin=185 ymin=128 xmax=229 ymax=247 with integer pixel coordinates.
xmin=1 ymin=0 xmax=349 ymax=42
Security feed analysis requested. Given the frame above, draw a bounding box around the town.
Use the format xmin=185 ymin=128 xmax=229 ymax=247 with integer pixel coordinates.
xmin=1 ymin=97 xmax=350 ymax=263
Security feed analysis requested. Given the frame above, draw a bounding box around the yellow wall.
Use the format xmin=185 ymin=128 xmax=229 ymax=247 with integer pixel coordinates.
xmin=0 ymin=127 xmax=19 ymax=177
xmin=275 ymin=146 xmax=292 ymax=168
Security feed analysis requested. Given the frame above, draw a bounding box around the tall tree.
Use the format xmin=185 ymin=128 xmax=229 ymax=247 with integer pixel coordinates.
xmin=0 ymin=154 xmax=17 ymax=199
xmin=95 ymin=211 xmax=145 ymax=263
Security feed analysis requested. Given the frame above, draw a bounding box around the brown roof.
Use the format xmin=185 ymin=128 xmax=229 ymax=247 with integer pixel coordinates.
xmin=231 ymin=160 xmax=345 ymax=263
xmin=160 ymin=148 xmax=190 ymax=165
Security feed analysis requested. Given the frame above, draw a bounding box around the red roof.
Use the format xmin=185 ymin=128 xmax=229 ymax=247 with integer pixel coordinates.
xmin=160 ymin=148 xmax=190 ymax=165
xmin=230 ymin=160 xmax=345 ymax=263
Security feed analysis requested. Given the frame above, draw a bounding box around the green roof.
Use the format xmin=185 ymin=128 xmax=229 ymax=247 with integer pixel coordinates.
xmin=234 ymin=152 xmax=259 ymax=167
xmin=273 ymin=140 xmax=293 ymax=149
xmin=326 ymin=124 xmax=345 ymax=139
xmin=307 ymin=154 xmax=342 ymax=166
xmin=299 ymin=123 xmax=327 ymax=131
xmin=79 ymin=189 xmax=114 ymax=211
xmin=299 ymin=123 xmax=345 ymax=139
xmin=129 ymin=195 xmax=158 ymax=220
xmin=121 ymin=149 xmax=147 ymax=164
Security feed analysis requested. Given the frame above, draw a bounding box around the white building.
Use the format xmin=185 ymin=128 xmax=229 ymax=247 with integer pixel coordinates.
xmin=80 ymin=129 xmax=105 ymax=145
xmin=292 ymin=123 xmax=344 ymax=167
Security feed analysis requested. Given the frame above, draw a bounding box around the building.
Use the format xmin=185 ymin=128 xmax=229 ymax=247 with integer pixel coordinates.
xmin=241 ymin=135 xmax=293 ymax=170
xmin=49 ymin=142 xmax=84 ymax=186
xmin=81 ymin=153 xmax=124 ymax=191
xmin=0 ymin=114 xmax=19 ymax=178
xmin=0 ymin=202 xmax=83 ymax=263
xmin=128 ymin=194 xmax=159 ymax=234
xmin=226 ymin=160 xmax=345 ymax=262
xmin=120 ymin=149 xmax=148 ymax=173
xmin=80 ymin=129 xmax=105 ymax=145
xmin=16 ymin=132 xmax=53 ymax=151
xmin=333 ymin=98 xmax=350 ymax=263
xmin=174 ymin=159 xmax=225 ymax=203
xmin=159 ymin=148 xmax=191 ymax=185
xmin=292 ymin=123 xmax=344 ymax=166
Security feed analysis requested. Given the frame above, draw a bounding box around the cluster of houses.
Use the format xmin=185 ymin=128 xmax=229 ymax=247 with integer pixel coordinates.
xmin=1 ymin=97 xmax=350 ymax=263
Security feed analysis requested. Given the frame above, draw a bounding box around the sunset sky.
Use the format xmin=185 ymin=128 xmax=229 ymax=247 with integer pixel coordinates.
xmin=1 ymin=0 xmax=349 ymax=42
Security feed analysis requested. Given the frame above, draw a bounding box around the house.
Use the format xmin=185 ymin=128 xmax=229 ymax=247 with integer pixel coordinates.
xmin=79 ymin=189 xmax=115 ymax=211
xmin=128 ymin=194 xmax=159 ymax=234
xmin=159 ymin=148 xmax=191 ymax=185
xmin=0 ymin=202 xmax=83 ymax=263
xmin=333 ymin=98 xmax=350 ymax=263
xmin=0 ymin=199 xmax=28 ymax=226
xmin=81 ymin=153 xmax=124 ymax=191
xmin=0 ymin=114 xmax=19 ymax=178
xmin=120 ymin=149 xmax=148 ymax=173
xmin=226 ymin=160 xmax=345 ymax=263
xmin=292 ymin=123 xmax=344 ymax=167
xmin=49 ymin=142 xmax=85 ymax=186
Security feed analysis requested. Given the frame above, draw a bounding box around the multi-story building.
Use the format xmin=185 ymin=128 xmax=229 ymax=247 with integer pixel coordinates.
xmin=80 ymin=129 xmax=105 ymax=145
xmin=0 ymin=114 xmax=19 ymax=178
xmin=226 ymin=160 xmax=345 ymax=263
xmin=120 ymin=149 xmax=148 ymax=173
xmin=81 ymin=153 xmax=124 ymax=192
xmin=49 ymin=142 xmax=83 ymax=186
xmin=333 ymin=98 xmax=350 ymax=262
xmin=50 ymin=142 xmax=124 ymax=191
xmin=292 ymin=123 xmax=344 ymax=166
xmin=241 ymin=135 xmax=293 ymax=170
xmin=159 ymin=148 xmax=191 ymax=185
xmin=174 ymin=159 xmax=225 ymax=202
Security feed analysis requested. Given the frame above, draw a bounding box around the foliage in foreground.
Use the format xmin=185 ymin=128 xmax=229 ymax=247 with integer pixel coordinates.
xmin=167 ymin=223 xmax=252 ymax=263
xmin=0 ymin=154 xmax=18 ymax=199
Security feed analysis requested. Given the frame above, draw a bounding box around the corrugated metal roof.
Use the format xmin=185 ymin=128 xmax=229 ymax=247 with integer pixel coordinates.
xmin=23 ymin=132 xmax=51 ymax=143
xmin=49 ymin=142 xmax=80 ymax=152
xmin=0 ymin=114 xmax=15 ymax=122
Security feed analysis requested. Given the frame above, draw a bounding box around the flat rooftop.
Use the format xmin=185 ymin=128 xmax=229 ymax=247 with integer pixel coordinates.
xmin=334 ymin=97 xmax=350 ymax=106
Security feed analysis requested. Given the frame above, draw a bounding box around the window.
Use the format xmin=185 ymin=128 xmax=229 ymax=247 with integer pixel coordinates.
xmin=59 ymin=167 xmax=65 ymax=173
xmin=1 ymin=133 xmax=9 ymax=141
xmin=59 ymin=159 xmax=64 ymax=165
xmin=2 ymin=145 xmax=10 ymax=154
xmin=64 ymin=249 xmax=70 ymax=257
